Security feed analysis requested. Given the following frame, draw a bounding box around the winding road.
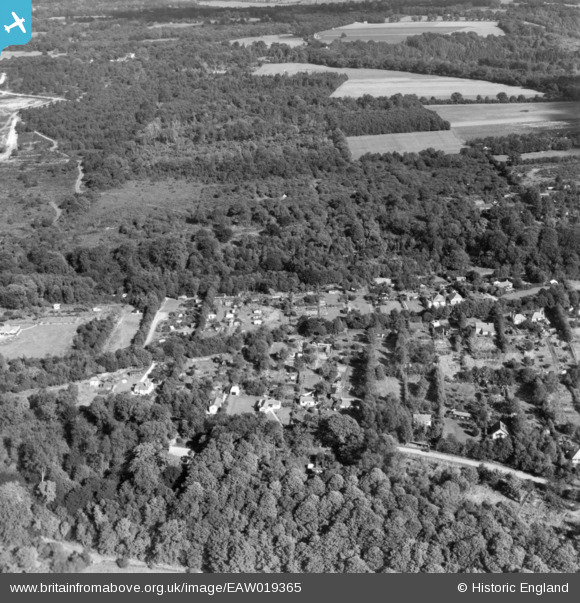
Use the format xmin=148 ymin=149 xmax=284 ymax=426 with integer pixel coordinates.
xmin=397 ymin=446 xmax=547 ymax=484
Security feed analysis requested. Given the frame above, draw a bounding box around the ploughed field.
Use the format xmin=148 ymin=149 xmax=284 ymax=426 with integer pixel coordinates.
xmin=316 ymin=20 xmax=504 ymax=44
xmin=255 ymin=63 xmax=543 ymax=100
xmin=347 ymin=131 xmax=465 ymax=158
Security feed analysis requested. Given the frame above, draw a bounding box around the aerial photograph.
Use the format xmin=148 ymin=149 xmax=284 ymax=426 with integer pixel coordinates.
xmin=0 ymin=0 xmax=580 ymax=577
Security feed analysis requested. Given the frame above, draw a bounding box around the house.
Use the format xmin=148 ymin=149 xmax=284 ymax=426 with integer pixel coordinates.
xmin=132 ymin=379 xmax=155 ymax=396
xmin=92 ymin=307 xmax=103 ymax=313
xmin=474 ymin=321 xmax=495 ymax=337
xmin=430 ymin=320 xmax=449 ymax=337
xmin=413 ymin=413 xmax=432 ymax=428
xmin=89 ymin=377 xmax=101 ymax=388
xmin=230 ymin=385 xmax=240 ymax=396
xmin=0 ymin=325 xmax=21 ymax=338
xmin=448 ymin=291 xmax=464 ymax=306
xmin=512 ymin=313 xmax=527 ymax=326
xmin=451 ymin=409 xmax=471 ymax=421
xmin=430 ymin=293 xmax=447 ymax=309
xmin=493 ymin=280 xmax=513 ymax=293
xmin=572 ymin=449 xmax=580 ymax=466
xmin=167 ymin=437 xmax=191 ymax=459
xmin=299 ymin=395 xmax=317 ymax=409
xmin=489 ymin=421 xmax=509 ymax=440
xmin=53 ymin=303 xmax=61 ymax=311
xmin=531 ymin=308 xmax=546 ymax=323
xmin=252 ymin=319 xmax=263 ymax=326
xmin=373 ymin=277 xmax=393 ymax=286
xmin=258 ymin=398 xmax=282 ymax=412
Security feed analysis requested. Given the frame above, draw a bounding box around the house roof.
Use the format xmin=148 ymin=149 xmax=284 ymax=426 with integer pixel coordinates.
xmin=490 ymin=420 xmax=509 ymax=435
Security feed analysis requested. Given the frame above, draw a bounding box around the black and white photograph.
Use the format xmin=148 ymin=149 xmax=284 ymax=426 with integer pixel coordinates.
xmin=0 ymin=0 xmax=579 ymax=583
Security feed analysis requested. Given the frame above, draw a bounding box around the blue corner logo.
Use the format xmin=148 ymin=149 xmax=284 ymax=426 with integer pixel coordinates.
xmin=0 ymin=1 xmax=32 ymax=54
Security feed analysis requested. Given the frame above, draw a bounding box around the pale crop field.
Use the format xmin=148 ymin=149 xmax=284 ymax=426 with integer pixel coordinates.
xmin=316 ymin=21 xmax=504 ymax=44
xmin=346 ymin=130 xmax=465 ymax=158
xmin=255 ymin=63 xmax=542 ymax=100
xmin=230 ymin=34 xmax=305 ymax=47
xmin=429 ymin=102 xmax=580 ymax=139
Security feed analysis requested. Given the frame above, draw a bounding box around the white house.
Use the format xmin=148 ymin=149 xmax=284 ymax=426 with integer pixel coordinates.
xmin=512 ymin=313 xmax=526 ymax=326
xmin=493 ymin=280 xmax=513 ymax=293
xmin=431 ymin=293 xmax=447 ymax=309
xmin=230 ymin=385 xmax=240 ymax=396
xmin=299 ymin=395 xmax=317 ymax=409
xmin=448 ymin=292 xmax=464 ymax=306
xmin=531 ymin=308 xmax=546 ymax=323
xmin=490 ymin=421 xmax=509 ymax=440
xmin=168 ymin=437 xmax=191 ymax=459
xmin=413 ymin=413 xmax=432 ymax=428
xmin=572 ymin=449 xmax=580 ymax=466
xmin=258 ymin=398 xmax=282 ymax=412
xmin=132 ymin=379 xmax=155 ymax=396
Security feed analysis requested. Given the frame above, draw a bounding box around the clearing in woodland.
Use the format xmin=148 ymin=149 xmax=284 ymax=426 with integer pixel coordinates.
xmin=347 ymin=130 xmax=464 ymax=158
xmin=255 ymin=63 xmax=543 ymax=100
xmin=316 ymin=20 xmax=504 ymax=44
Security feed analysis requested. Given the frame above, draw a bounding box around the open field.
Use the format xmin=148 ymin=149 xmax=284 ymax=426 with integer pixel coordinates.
xmin=231 ymin=34 xmax=305 ymax=47
xmin=0 ymin=322 xmax=82 ymax=360
xmin=255 ymin=63 xmax=542 ymax=100
xmin=347 ymin=130 xmax=464 ymax=158
xmin=494 ymin=148 xmax=580 ymax=162
xmin=102 ymin=307 xmax=141 ymax=353
xmin=316 ymin=21 xmax=504 ymax=44
xmin=147 ymin=22 xmax=202 ymax=29
xmin=429 ymin=102 xmax=580 ymax=139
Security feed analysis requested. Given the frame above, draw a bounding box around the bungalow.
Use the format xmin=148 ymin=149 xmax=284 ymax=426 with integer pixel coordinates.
xmin=448 ymin=292 xmax=464 ymax=306
xmin=0 ymin=324 xmax=21 ymax=338
xmin=258 ymin=398 xmax=282 ymax=412
xmin=451 ymin=409 xmax=471 ymax=421
xmin=413 ymin=413 xmax=432 ymax=428
xmin=299 ymin=395 xmax=317 ymax=409
xmin=489 ymin=420 xmax=509 ymax=440
xmin=132 ymin=379 xmax=155 ymax=396
xmin=167 ymin=437 xmax=191 ymax=459
xmin=474 ymin=321 xmax=495 ymax=337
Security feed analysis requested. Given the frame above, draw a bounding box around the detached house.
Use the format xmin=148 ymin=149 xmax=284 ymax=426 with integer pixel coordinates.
xmin=489 ymin=421 xmax=509 ymax=440
xmin=448 ymin=292 xmax=464 ymax=306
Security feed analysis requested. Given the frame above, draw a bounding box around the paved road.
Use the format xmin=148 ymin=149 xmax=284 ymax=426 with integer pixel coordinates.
xmin=398 ymin=446 xmax=547 ymax=484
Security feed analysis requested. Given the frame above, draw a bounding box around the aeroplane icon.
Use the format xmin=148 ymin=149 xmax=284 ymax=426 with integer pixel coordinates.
xmin=4 ymin=12 xmax=26 ymax=34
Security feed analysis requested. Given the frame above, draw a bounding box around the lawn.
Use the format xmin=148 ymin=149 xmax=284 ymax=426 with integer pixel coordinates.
xmin=316 ymin=20 xmax=504 ymax=44
xmin=226 ymin=394 xmax=261 ymax=415
xmin=347 ymin=131 xmax=464 ymax=158
xmin=255 ymin=63 xmax=542 ymax=100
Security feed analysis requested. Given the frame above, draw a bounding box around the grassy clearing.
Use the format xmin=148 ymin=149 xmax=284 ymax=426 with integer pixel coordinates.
xmin=255 ymin=63 xmax=542 ymax=100
xmin=316 ymin=21 xmax=504 ymax=44
xmin=102 ymin=307 xmax=141 ymax=353
xmin=347 ymin=130 xmax=464 ymax=157
xmin=494 ymin=149 xmax=580 ymax=162
xmin=0 ymin=322 xmax=81 ymax=359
